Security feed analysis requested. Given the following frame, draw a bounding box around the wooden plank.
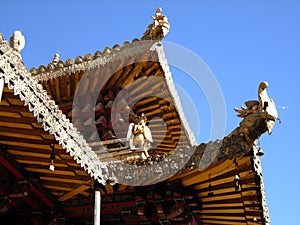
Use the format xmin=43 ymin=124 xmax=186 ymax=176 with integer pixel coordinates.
xmin=0 ymin=99 xmax=10 ymax=106
xmin=39 ymin=176 xmax=90 ymax=184
xmin=55 ymin=78 xmax=61 ymax=101
xmin=19 ymin=111 xmax=36 ymax=118
xmin=73 ymin=72 xmax=81 ymax=95
xmin=3 ymin=86 xmax=14 ymax=93
xmin=0 ymin=121 xmax=33 ymax=129
xmin=42 ymin=80 xmax=54 ymax=100
xmin=16 ymin=159 xmax=68 ymax=168
xmin=36 ymin=172 xmax=88 ymax=181
xmin=26 ymin=167 xmax=76 ymax=176
xmin=74 ymin=170 xmax=88 ymax=176
xmin=44 ymin=184 xmax=73 ymax=192
xmin=6 ymin=98 xmax=24 ymax=106
xmin=7 ymin=149 xmax=50 ymax=159
xmin=65 ymin=75 xmax=71 ymax=99
xmin=58 ymin=185 xmax=90 ymax=201
xmin=0 ymin=135 xmax=54 ymax=146
xmin=97 ymin=150 xmax=136 ymax=160
xmin=88 ymin=138 xmax=128 ymax=147
xmin=116 ymin=63 xmax=135 ymax=88
xmin=0 ymin=126 xmax=45 ymax=137
xmin=201 ymin=208 xmax=245 ymax=214
xmin=31 ymin=122 xmax=43 ymax=129
xmin=125 ymin=61 xmax=144 ymax=81
xmin=202 ymin=202 xmax=244 ymax=209
xmin=199 ymin=193 xmax=242 ymax=203
xmin=200 ymin=219 xmax=245 ymax=225
xmin=103 ymin=59 xmax=124 ymax=89
xmin=0 ymin=111 xmax=22 ymax=118
xmin=168 ymin=168 xmax=199 ymax=182
xmin=182 ymin=157 xmax=251 ymax=187
xmin=79 ymin=69 xmax=93 ymax=94
xmin=114 ymin=57 xmax=137 ymax=88
xmin=0 ymin=131 xmax=43 ymax=140
xmin=0 ymin=115 xmax=36 ymax=124
xmin=86 ymin=67 xmax=101 ymax=94
xmin=130 ymin=78 xmax=162 ymax=102
xmin=7 ymin=145 xmax=61 ymax=155
xmin=0 ymin=105 xmax=30 ymax=113
xmin=2 ymin=141 xmax=51 ymax=151
xmin=194 ymin=170 xmax=254 ymax=191
xmin=66 ymin=162 xmax=82 ymax=167
xmin=198 ymin=187 xmax=236 ymax=197
xmin=40 ymin=134 xmax=56 ymax=140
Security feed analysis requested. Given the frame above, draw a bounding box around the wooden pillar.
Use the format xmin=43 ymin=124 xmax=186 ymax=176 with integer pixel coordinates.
xmin=94 ymin=181 xmax=101 ymax=225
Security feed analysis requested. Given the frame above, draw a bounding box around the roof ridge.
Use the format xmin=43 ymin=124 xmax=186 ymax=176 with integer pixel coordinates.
xmin=30 ymin=8 xmax=170 ymax=81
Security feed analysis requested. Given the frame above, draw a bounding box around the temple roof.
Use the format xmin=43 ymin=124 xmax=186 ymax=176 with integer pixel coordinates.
xmin=0 ymin=9 xmax=271 ymax=225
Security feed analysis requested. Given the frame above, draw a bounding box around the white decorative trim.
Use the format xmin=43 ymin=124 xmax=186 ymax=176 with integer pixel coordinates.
xmin=152 ymin=43 xmax=197 ymax=147
xmin=0 ymin=35 xmax=113 ymax=185
xmin=252 ymin=144 xmax=270 ymax=225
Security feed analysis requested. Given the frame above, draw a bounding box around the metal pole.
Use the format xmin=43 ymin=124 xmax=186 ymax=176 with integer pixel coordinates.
xmin=94 ymin=181 xmax=101 ymax=225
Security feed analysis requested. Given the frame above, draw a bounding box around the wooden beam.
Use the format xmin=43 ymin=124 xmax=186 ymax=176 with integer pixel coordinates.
xmin=16 ymin=159 xmax=68 ymax=168
xmin=19 ymin=111 xmax=35 ymax=118
xmin=0 ymin=126 xmax=45 ymax=136
xmin=26 ymin=167 xmax=76 ymax=176
xmin=42 ymin=80 xmax=53 ymax=100
xmin=0 ymin=111 xmax=22 ymax=118
xmin=44 ymin=184 xmax=73 ymax=192
xmin=39 ymin=176 xmax=91 ymax=185
xmin=6 ymin=98 xmax=25 ymax=106
xmin=0 ymin=99 xmax=10 ymax=106
xmin=0 ymin=121 xmax=33 ymax=129
xmin=58 ymin=185 xmax=90 ymax=201
xmin=0 ymin=131 xmax=43 ymax=140
xmin=201 ymin=208 xmax=245 ymax=214
xmin=105 ymin=184 xmax=114 ymax=194
xmin=55 ymin=77 xmax=61 ymax=101
xmin=2 ymin=141 xmax=51 ymax=151
xmin=203 ymin=202 xmax=244 ymax=209
xmin=0 ymin=135 xmax=54 ymax=145
xmin=200 ymin=219 xmax=245 ymax=225
xmin=65 ymin=75 xmax=71 ymax=99
xmin=200 ymin=193 xmax=241 ymax=203
xmin=182 ymin=157 xmax=251 ymax=187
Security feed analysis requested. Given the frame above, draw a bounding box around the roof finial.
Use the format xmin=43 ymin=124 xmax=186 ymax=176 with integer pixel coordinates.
xmin=9 ymin=30 xmax=25 ymax=52
xmin=52 ymin=53 xmax=60 ymax=65
xmin=142 ymin=8 xmax=170 ymax=41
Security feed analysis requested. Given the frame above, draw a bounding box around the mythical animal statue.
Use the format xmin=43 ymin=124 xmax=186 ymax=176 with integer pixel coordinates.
xmin=186 ymin=81 xmax=281 ymax=172
xmin=127 ymin=113 xmax=153 ymax=159
xmin=258 ymin=81 xmax=281 ymax=134
xmin=142 ymin=8 xmax=170 ymax=41
xmin=234 ymin=81 xmax=281 ymax=135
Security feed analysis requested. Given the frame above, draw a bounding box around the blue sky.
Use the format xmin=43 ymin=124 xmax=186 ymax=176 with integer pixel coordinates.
xmin=1 ymin=1 xmax=300 ymax=224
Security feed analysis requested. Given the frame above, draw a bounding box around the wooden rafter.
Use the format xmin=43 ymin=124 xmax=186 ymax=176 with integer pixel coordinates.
xmin=58 ymin=184 xmax=91 ymax=201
